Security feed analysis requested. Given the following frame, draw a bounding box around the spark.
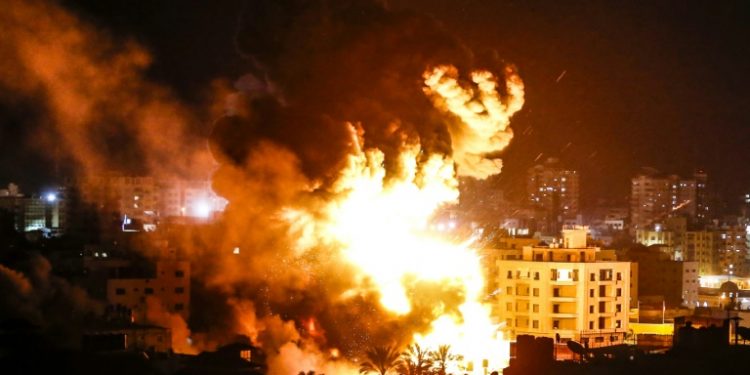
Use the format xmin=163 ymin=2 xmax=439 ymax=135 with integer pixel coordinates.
xmin=556 ymin=69 xmax=567 ymax=83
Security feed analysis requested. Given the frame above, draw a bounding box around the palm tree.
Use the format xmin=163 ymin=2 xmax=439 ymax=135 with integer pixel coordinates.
xmin=430 ymin=345 xmax=459 ymax=375
xmin=359 ymin=345 xmax=402 ymax=375
xmin=397 ymin=343 xmax=433 ymax=375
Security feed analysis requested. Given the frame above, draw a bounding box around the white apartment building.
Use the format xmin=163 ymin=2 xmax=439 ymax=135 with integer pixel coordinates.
xmin=494 ymin=228 xmax=632 ymax=347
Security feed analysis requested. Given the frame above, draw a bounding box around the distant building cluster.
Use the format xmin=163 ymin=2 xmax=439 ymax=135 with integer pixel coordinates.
xmin=0 ymin=173 xmax=227 ymax=240
xmin=456 ymin=158 xmax=750 ymax=280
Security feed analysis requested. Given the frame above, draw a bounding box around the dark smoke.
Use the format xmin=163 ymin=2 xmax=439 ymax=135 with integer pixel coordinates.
xmin=0 ymin=252 xmax=103 ymax=347
xmin=202 ymin=0 xmax=516 ymax=361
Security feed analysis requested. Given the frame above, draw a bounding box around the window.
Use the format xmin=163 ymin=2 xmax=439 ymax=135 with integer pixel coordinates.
xmin=600 ymin=269 xmax=613 ymax=281
xmin=599 ymin=285 xmax=606 ymax=297
xmin=175 ymin=270 xmax=185 ymax=278
xmin=507 ymin=287 xmax=513 ymax=295
xmin=616 ymin=272 xmax=622 ymax=281
xmin=616 ymin=320 xmax=622 ymax=329
xmin=115 ymin=288 xmax=126 ymax=295
xmin=532 ymin=320 xmax=539 ymax=329
xmin=145 ymin=288 xmax=154 ymax=295
xmin=553 ymin=320 xmax=560 ymax=329
xmin=599 ymin=301 xmax=606 ymax=313
xmin=175 ymin=287 xmax=185 ymax=294
xmin=590 ymin=273 xmax=596 ymax=281
xmin=589 ymin=321 xmax=594 ymax=329
xmin=533 ymin=304 xmax=539 ymax=313
xmin=598 ymin=317 xmax=605 ymax=329
xmin=553 ymin=288 xmax=560 ymax=297
xmin=616 ymin=304 xmax=622 ymax=313
xmin=507 ymin=270 xmax=513 ymax=279
xmin=240 ymin=349 xmax=251 ymax=361
xmin=534 ymin=272 xmax=540 ymax=280
xmin=533 ymin=288 xmax=539 ymax=297
xmin=506 ymin=302 xmax=512 ymax=311
xmin=553 ymin=304 xmax=560 ymax=313
xmin=616 ymin=288 xmax=622 ymax=297
xmin=589 ymin=305 xmax=594 ymax=313
xmin=174 ymin=303 xmax=184 ymax=311
xmin=589 ymin=289 xmax=594 ymax=298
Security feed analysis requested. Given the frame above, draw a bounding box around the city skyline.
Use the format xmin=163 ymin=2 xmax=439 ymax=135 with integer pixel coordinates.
xmin=3 ymin=1 xmax=750 ymax=374
xmin=2 ymin=1 xmax=750 ymax=209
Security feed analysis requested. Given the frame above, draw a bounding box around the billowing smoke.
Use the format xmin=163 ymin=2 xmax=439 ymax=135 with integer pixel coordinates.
xmin=0 ymin=0 xmax=214 ymax=182
xmin=0 ymin=253 xmax=102 ymax=347
xmin=1 ymin=0 xmax=524 ymax=372
xmin=203 ymin=0 xmax=524 ymax=371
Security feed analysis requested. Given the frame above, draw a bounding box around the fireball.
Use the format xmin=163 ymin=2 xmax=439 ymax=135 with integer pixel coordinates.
xmin=283 ymin=65 xmax=523 ymax=374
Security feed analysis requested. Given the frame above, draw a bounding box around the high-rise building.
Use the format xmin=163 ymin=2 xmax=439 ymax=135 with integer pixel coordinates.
xmin=527 ymin=158 xmax=580 ymax=234
xmin=630 ymin=169 xmax=709 ymax=231
xmin=493 ymin=227 xmax=632 ymax=346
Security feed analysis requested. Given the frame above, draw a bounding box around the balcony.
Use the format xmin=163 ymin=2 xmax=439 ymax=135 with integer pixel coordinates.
xmin=550 ymin=296 xmax=577 ymax=302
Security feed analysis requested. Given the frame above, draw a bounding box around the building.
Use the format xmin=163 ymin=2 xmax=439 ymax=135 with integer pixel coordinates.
xmin=106 ymin=260 xmax=191 ymax=323
xmin=68 ymin=173 xmax=226 ymax=234
xmin=526 ymin=158 xmax=580 ymax=234
xmin=82 ymin=323 xmax=172 ymax=353
xmin=634 ymin=217 xmax=719 ymax=275
xmin=630 ymin=169 xmax=709 ymax=231
xmin=493 ymin=227 xmax=632 ymax=346
xmin=717 ymin=225 xmax=750 ymax=277
xmin=0 ymin=183 xmax=66 ymax=237
xmin=624 ymin=247 xmax=699 ymax=308
xmin=160 ymin=178 xmax=226 ymax=219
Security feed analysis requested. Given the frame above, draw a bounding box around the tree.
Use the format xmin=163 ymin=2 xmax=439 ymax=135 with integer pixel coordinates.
xmin=359 ymin=345 xmax=402 ymax=375
xmin=397 ymin=343 xmax=433 ymax=375
xmin=430 ymin=344 xmax=459 ymax=375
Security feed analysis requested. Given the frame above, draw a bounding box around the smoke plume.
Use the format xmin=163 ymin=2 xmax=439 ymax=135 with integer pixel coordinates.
xmin=0 ymin=253 xmax=102 ymax=347
xmin=203 ymin=0 xmax=524 ymax=370
xmin=0 ymin=0 xmax=214 ymax=181
xmin=1 ymin=0 xmax=525 ymax=372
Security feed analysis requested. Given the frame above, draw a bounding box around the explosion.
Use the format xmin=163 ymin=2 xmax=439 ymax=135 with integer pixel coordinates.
xmin=281 ymin=65 xmax=524 ymax=373
xmin=0 ymin=0 xmax=527 ymax=372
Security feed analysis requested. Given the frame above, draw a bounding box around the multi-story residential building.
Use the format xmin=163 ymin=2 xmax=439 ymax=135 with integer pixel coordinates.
xmin=493 ymin=228 xmax=632 ymax=346
xmin=526 ymin=158 xmax=580 ymax=234
xmin=0 ymin=183 xmax=66 ymax=236
xmin=630 ymin=169 xmax=709 ymax=231
xmin=68 ymin=173 xmax=226 ymax=234
xmin=107 ymin=260 xmax=191 ymax=323
xmin=160 ymin=178 xmax=226 ymax=219
xmin=685 ymin=230 xmax=719 ymax=275
xmin=717 ymin=225 xmax=750 ymax=277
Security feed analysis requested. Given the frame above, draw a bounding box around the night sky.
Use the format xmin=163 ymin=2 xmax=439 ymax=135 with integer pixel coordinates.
xmin=1 ymin=0 xmax=749 ymax=211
